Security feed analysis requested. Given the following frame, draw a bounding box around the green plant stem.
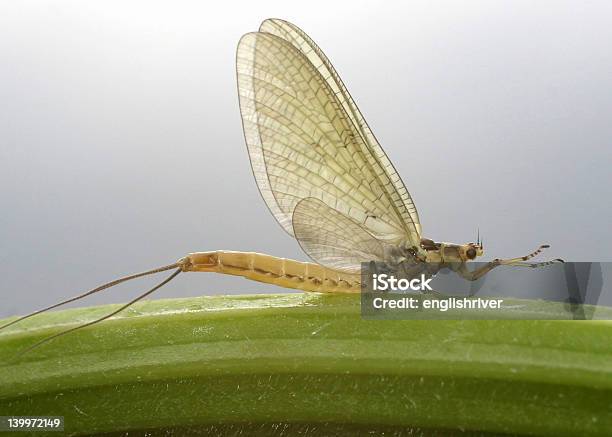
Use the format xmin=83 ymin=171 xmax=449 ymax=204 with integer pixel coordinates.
xmin=1 ymin=293 xmax=612 ymax=436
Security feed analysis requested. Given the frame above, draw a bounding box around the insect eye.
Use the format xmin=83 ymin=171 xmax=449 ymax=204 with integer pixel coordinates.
xmin=466 ymin=248 xmax=477 ymax=259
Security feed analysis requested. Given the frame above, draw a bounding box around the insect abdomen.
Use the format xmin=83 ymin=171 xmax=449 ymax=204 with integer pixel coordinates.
xmin=182 ymin=251 xmax=361 ymax=293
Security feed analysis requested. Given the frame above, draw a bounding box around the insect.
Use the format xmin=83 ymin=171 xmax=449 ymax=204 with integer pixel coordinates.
xmin=1 ymin=19 xmax=561 ymax=354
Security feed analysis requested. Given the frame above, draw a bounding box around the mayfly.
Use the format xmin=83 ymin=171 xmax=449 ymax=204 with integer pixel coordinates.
xmin=1 ymin=19 xmax=561 ymax=354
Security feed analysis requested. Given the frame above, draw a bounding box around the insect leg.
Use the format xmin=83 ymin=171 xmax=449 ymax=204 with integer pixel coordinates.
xmin=500 ymin=259 xmax=564 ymax=268
xmin=453 ymin=260 xmax=502 ymax=281
xmin=453 ymin=245 xmax=563 ymax=281
xmin=494 ymin=244 xmax=552 ymax=265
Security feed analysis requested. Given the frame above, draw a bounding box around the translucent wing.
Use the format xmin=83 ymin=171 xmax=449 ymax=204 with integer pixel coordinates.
xmin=259 ymin=19 xmax=421 ymax=237
xmin=236 ymin=20 xmax=422 ymax=268
xmin=292 ymin=197 xmax=385 ymax=273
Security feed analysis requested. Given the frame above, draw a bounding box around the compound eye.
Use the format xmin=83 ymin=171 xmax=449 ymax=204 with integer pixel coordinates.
xmin=466 ymin=248 xmax=477 ymax=259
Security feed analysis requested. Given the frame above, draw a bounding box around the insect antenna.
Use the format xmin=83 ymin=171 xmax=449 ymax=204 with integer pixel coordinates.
xmin=10 ymin=267 xmax=182 ymax=360
xmin=0 ymin=262 xmax=182 ymax=332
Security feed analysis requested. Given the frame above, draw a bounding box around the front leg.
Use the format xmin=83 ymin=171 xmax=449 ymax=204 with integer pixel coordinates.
xmin=452 ymin=245 xmax=563 ymax=281
xmin=453 ymin=259 xmax=501 ymax=281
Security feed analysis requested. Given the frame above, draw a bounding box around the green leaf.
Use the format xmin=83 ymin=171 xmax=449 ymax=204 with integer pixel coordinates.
xmin=1 ymin=293 xmax=612 ymax=436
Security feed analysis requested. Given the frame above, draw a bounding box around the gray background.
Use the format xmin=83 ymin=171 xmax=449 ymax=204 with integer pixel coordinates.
xmin=1 ymin=1 xmax=611 ymax=317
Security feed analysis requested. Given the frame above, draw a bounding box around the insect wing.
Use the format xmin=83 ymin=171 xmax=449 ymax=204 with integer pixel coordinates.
xmin=258 ymin=19 xmax=422 ymax=242
xmin=292 ymin=197 xmax=386 ymax=273
xmin=237 ymin=22 xmax=422 ymax=269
